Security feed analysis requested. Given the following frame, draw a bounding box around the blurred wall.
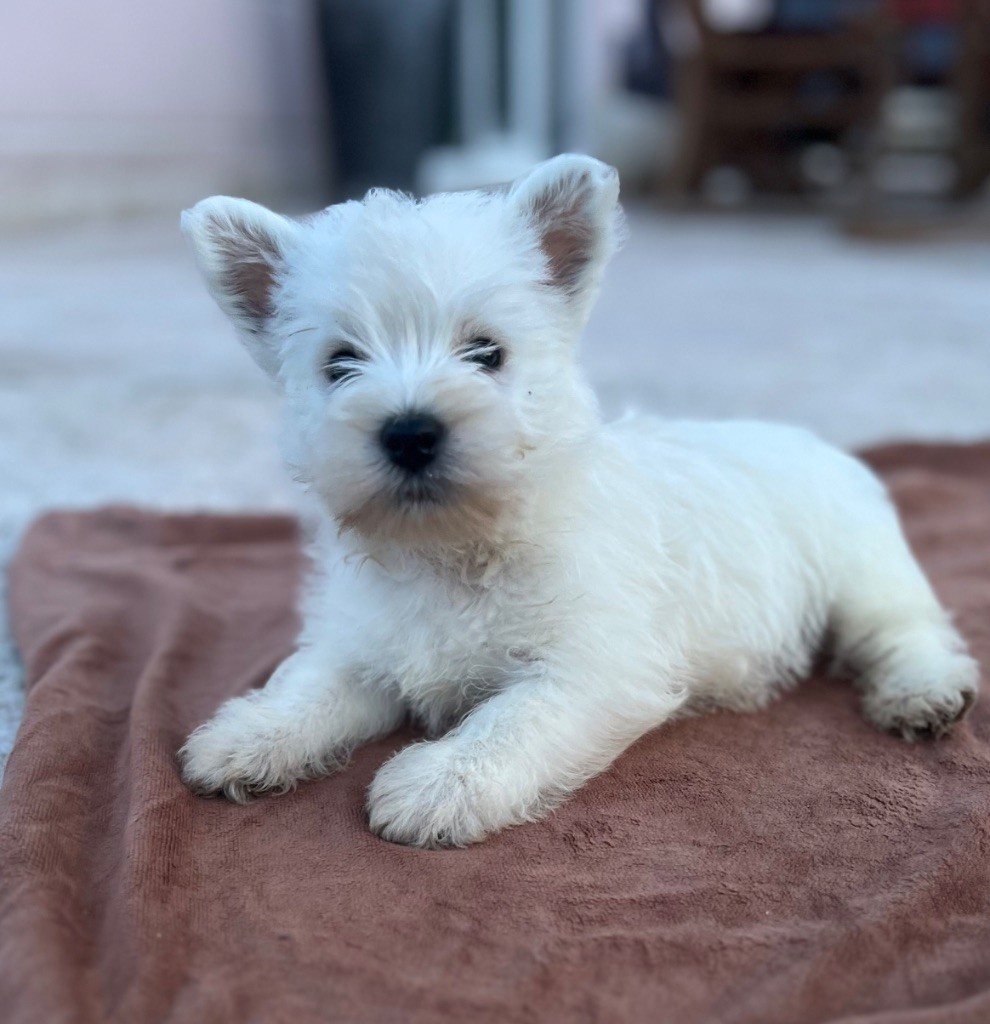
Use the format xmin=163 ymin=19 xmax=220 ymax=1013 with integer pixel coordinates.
xmin=0 ymin=0 xmax=329 ymax=227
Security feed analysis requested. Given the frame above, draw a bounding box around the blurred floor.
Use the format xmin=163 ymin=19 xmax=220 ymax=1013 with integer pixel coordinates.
xmin=588 ymin=207 xmax=990 ymax=443
xmin=2 ymin=206 xmax=990 ymax=770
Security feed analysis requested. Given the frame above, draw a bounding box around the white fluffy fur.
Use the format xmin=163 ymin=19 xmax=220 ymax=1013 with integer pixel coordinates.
xmin=178 ymin=155 xmax=979 ymax=847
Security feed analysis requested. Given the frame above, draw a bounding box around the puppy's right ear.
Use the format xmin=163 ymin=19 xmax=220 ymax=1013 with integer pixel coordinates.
xmin=181 ymin=197 xmax=298 ymax=377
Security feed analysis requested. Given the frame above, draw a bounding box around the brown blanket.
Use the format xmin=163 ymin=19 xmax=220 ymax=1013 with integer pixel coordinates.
xmin=2 ymin=444 xmax=990 ymax=1024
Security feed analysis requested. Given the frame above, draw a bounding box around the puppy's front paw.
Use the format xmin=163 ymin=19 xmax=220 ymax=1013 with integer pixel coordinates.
xmin=179 ymin=722 xmax=278 ymax=804
xmin=179 ymin=696 xmax=316 ymax=803
xmin=367 ymin=741 xmax=490 ymax=848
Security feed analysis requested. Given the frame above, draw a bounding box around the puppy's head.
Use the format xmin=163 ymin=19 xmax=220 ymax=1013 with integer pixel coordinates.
xmin=182 ymin=155 xmax=622 ymax=547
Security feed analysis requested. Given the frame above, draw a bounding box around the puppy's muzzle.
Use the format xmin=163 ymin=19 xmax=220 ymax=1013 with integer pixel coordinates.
xmin=380 ymin=412 xmax=446 ymax=474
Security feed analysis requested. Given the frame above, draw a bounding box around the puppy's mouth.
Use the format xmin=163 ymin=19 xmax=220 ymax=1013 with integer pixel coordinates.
xmin=337 ymin=460 xmax=505 ymax=546
xmin=390 ymin=468 xmax=450 ymax=509
xmin=336 ymin=463 xmax=457 ymax=533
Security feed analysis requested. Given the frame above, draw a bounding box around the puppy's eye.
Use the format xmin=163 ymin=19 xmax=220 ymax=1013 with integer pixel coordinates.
xmin=464 ymin=337 xmax=504 ymax=372
xmin=321 ymin=346 xmax=362 ymax=386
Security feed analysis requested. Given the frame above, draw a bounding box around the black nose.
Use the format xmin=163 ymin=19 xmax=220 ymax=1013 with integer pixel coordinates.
xmin=380 ymin=412 xmax=446 ymax=473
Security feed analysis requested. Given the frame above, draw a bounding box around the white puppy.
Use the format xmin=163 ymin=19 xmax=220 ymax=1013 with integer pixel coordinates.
xmin=179 ymin=155 xmax=979 ymax=847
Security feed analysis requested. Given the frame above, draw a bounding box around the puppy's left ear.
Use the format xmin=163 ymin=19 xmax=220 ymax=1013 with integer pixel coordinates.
xmin=510 ymin=154 xmax=622 ymax=309
xmin=181 ymin=197 xmax=299 ymax=378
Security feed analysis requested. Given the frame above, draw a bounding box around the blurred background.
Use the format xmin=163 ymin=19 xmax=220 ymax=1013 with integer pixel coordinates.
xmin=2 ymin=0 xmax=990 ymax=765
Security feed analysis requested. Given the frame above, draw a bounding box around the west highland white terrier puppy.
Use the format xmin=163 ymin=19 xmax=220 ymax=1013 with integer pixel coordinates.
xmin=179 ymin=155 xmax=979 ymax=847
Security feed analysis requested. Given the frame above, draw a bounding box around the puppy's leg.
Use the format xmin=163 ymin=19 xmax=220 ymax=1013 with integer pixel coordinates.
xmin=180 ymin=650 xmax=402 ymax=801
xmin=831 ymin=504 xmax=979 ymax=740
xmin=367 ymin=668 xmax=683 ymax=847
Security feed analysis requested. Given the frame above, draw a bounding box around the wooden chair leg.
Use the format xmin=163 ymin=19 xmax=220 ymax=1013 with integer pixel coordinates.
xmin=664 ymin=58 xmax=718 ymax=198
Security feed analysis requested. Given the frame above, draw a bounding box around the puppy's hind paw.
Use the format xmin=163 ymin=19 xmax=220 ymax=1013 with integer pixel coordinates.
xmin=862 ymin=651 xmax=979 ymax=741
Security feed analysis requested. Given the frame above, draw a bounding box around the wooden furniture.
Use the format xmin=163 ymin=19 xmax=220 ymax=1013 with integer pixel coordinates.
xmin=664 ymin=0 xmax=893 ymax=196
xmin=952 ymin=0 xmax=990 ymax=197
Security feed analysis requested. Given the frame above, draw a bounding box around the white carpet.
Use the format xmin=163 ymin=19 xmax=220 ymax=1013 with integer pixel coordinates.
xmin=3 ymin=208 xmax=990 ymax=773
